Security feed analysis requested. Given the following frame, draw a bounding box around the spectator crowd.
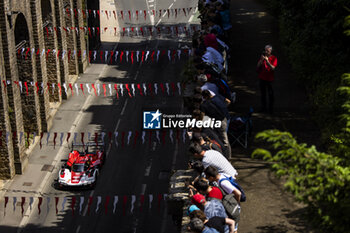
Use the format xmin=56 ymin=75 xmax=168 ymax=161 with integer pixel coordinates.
xmin=183 ymin=0 xmax=246 ymax=233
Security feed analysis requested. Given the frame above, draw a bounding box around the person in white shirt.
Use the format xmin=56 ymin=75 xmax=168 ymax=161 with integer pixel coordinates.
xmin=189 ymin=144 xmax=238 ymax=178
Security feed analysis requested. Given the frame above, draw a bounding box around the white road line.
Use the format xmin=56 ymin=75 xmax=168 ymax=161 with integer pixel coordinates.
xmin=17 ymin=81 xmax=97 ymax=233
xmin=160 ymin=99 xmax=184 ymax=233
xmin=82 ymin=190 xmax=94 ymax=216
xmin=144 ymin=161 xmax=152 ymax=177
xmin=121 ymin=98 xmax=129 ymax=115
xmin=188 ymin=7 xmax=198 ymax=23
xmin=16 ymin=46 xmax=119 ymax=232
xmin=141 ymin=184 xmax=147 ymax=194
xmin=76 ymin=225 xmax=81 ymax=233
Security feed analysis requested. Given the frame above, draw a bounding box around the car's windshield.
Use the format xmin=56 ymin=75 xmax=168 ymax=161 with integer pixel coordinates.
xmin=72 ymin=164 xmax=85 ymax=172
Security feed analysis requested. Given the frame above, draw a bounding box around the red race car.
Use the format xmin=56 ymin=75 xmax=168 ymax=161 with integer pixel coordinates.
xmin=58 ymin=142 xmax=105 ymax=188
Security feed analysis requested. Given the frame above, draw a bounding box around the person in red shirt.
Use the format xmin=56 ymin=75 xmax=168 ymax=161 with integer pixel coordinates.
xmin=257 ymin=45 xmax=278 ymax=114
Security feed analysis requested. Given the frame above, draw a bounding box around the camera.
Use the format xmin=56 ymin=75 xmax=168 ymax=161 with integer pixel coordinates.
xmin=262 ymin=51 xmax=267 ymax=56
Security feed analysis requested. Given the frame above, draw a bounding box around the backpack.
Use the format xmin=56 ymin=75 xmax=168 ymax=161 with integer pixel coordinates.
xmin=222 ymin=194 xmax=240 ymax=221
xmin=219 ymin=176 xmax=246 ymax=202
xmin=213 ymin=78 xmax=232 ymax=100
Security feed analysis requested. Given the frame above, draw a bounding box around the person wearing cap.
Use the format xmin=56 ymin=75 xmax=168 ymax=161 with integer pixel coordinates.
xmin=188 ymin=204 xmax=201 ymax=216
xmin=192 ymin=194 xmax=227 ymax=219
xmin=189 ymin=217 xmax=220 ymax=233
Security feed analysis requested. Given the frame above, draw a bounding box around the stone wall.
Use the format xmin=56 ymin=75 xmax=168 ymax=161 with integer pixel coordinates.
xmin=168 ymin=169 xmax=197 ymax=233
xmin=0 ymin=0 xmax=89 ymax=179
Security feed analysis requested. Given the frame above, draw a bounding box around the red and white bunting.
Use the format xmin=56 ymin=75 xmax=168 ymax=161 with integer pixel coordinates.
xmin=0 ymin=129 xmax=188 ymax=149
xmin=43 ymin=25 xmax=200 ymax=38
xmin=1 ymin=80 xmax=184 ymax=99
xmin=62 ymin=7 xmax=198 ymax=20
xmin=15 ymin=47 xmax=192 ymax=65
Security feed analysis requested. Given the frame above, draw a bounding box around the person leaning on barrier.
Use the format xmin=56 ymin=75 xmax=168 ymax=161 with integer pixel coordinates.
xmin=192 ymin=132 xmax=223 ymax=154
xmin=189 ymin=143 xmax=238 ymax=179
xmin=204 ymin=166 xmax=241 ymax=204
xmin=190 ymin=210 xmax=237 ymax=233
xmin=200 ymin=90 xmax=231 ymax=159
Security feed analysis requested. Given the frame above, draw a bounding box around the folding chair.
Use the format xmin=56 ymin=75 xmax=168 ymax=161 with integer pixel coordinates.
xmin=228 ymin=108 xmax=253 ymax=148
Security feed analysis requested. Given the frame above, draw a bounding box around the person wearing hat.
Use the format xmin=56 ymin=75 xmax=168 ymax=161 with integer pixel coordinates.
xmin=191 ymin=194 xmax=227 ymax=220
xmin=189 ymin=217 xmax=220 ymax=233
xmin=188 ymin=204 xmax=201 ymax=215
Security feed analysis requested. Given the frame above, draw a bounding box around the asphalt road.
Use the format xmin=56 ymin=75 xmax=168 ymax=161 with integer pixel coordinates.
xmin=0 ymin=0 xmax=199 ymax=232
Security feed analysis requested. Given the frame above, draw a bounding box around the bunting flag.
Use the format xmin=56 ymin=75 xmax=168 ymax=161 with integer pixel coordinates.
xmin=95 ymin=196 xmax=101 ymax=213
xmin=61 ymin=7 xmax=198 ymax=21
xmin=79 ymin=196 xmax=84 ymax=215
xmin=55 ymin=197 xmax=59 ymax=214
xmin=158 ymin=194 xmax=162 ymax=212
xmin=113 ymin=196 xmax=118 ymax=214
xmin=29 ymin=197 xmax=34 ymax=212
xmin=3 ymin=194 xmax=170 ymax=216
xmin=4 ymin=196 xmax=8 ymax=216
xmin=140 ymin=194 xmax=144 ymax=212
xmin=0 ymin=127 xmax=188 ymax=149
xmin=61 ymin=197 xmax=67 ymax=212
xmin=47 ymin=197 xmax=51 ymax=214
xmin=16 ymin=47 xmax=192 ymax=64
xmin=38 ymin=197 xmax=43 ymax=215
xmin=149 ymin=194 xmax=153 ymax=209
xmin=130 ymin=195 xmax=136 ymax=213
xmin=104 ymin=196 xmax=110 ymax=215
xmin=122 ymin=195 xmax=127 ymax=216
xmin=71 ymin=196 xmax=76 ymax=216
xmin=88 ymin=196 xmax=93 ymax=215
xmin=13 ymin=197 xmax=17 ymax=212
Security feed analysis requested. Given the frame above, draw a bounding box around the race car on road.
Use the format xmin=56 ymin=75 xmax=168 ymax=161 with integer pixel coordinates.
xmin=58 ymin=142 xmax=105 ymax=188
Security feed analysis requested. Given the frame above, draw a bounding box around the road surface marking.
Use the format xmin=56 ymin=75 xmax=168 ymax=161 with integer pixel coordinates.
xmin=121 ymin=98 xmax=129 ymax=116
xmin=16 ymin=64 xmax=110 ymax=233
xmin=76 ymin=225 xmax=81 ymax=233
xmin=141 ymin=184 xmax=147 ymax=194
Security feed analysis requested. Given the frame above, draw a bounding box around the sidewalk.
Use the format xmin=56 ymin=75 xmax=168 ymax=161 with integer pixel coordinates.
xmin=228 ymin=0 xmax=319 ymax=232
xmin=0 ymin=43 xmax=116 ymax=229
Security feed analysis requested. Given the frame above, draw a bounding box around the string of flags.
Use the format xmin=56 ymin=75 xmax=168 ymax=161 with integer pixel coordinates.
xmin=15 ymin=47 xmax=192 ymax=64
xmin=1 ymin=81 xmax=184 ymax=98
xmin=0 ymin=129 xmax=189 ymax=149
xmin=62 ymin=7 xmax=197 ymax=20
xmin=3 ymin=194 xmax=168 ymax=216
xmin=44 ymin=25 xmax=201 ymax=38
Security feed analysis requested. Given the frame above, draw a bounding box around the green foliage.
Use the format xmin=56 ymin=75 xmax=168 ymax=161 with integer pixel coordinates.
xmin=328 ymin=73 xmax=350 ymax=161
xmin=253 ymin=130 xmax=350 ymax=232
xmin=266 ymin=0 xmax=350 ymax=145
